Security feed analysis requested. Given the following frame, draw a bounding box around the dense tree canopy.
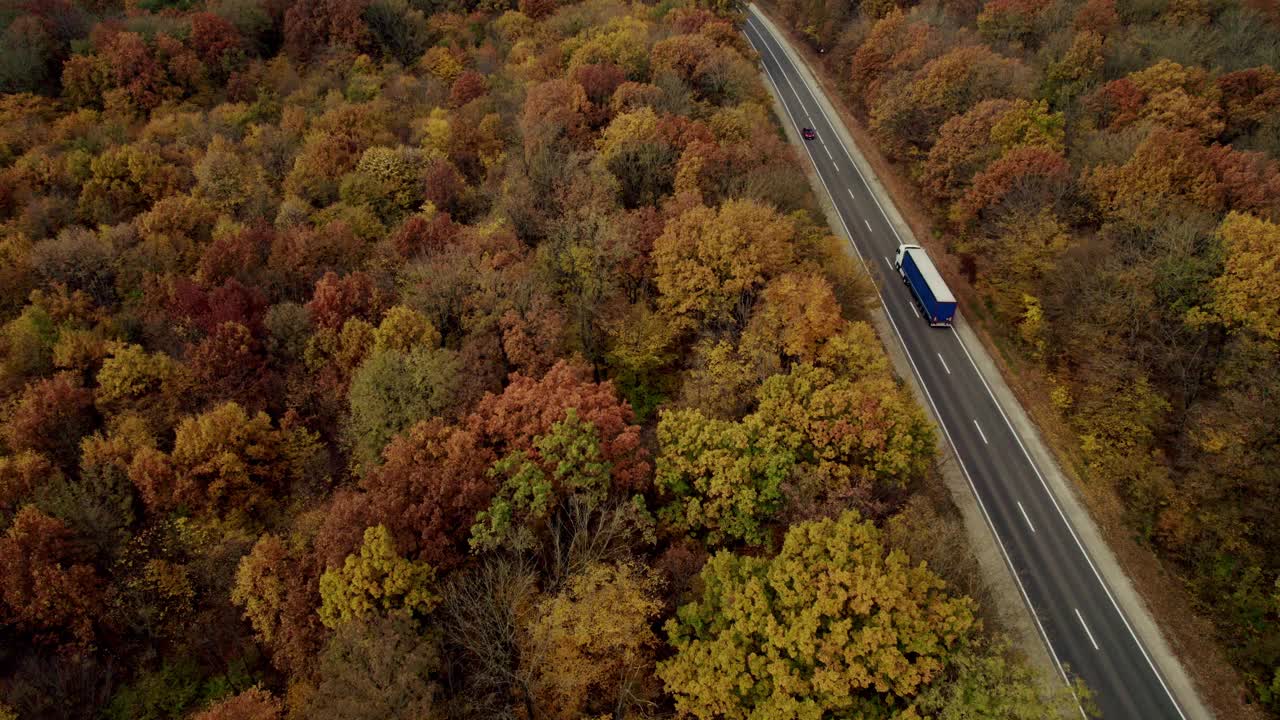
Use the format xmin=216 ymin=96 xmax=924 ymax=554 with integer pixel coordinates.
xmin=0 ymin=0 xmax=1073 ymax=717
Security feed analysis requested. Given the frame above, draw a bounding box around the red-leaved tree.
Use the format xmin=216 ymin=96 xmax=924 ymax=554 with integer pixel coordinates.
xmin=2 ymin=373 xmax=95 ymax=466
xmin=467 ymin=361 xmax=650 ymax=493
xmin=306 ymin=271 xmax=386 ymax=331
xmin=0 ymin=507 xmax=104 ymax=649
xmin=315 ymin=420 xmax=496 ymax=570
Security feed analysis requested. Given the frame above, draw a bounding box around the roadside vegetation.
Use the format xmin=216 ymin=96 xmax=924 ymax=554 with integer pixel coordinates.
xmin=771 ymin=0 xmax=1280 ymax=709
xmin=0 ymin=0 xmax=1088 ymax=717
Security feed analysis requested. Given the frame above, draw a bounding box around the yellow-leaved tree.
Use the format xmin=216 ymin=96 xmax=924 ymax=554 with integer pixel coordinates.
xmin=318 ymin=524 xmax=437 ymax=628
xmin=1210 ymin=211 xmax=1280 ymax=342
xmin=373 ymin=305 xmax=441 ymax=353
xmin=655 ymin=409 xmax=794 ymax=546
xmin=522 ymin=561 xmax=662 ymax=720
xmin=658 ymin=511 xmax=977 ymax=719
xmin=754 ymin=361 xmax=935 ymax=490
xmin=652 ymin=199 xmax=795 ymax=332
xmin=595 ymin=107 xmax=677 ymax=207
xmin=739 ymin=272 xmax=846 ymax=371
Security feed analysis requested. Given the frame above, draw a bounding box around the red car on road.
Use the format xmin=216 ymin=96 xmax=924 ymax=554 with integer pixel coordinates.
xmin=801 ymin=127 xmax=816 ymax=140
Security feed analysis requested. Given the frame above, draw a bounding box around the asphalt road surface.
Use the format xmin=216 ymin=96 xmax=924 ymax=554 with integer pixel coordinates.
xmin=742 ymin=9 xmax=1189 ymax=719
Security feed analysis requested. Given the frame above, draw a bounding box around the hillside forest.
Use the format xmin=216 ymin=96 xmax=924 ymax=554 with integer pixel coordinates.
xmin=771 ymin=0 xmax=1280 ymax=710
xmin=0 ymin=0 xmax=1092 ymax=718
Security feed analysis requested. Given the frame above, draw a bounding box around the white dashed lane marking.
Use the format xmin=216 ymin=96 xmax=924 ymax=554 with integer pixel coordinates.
xmin=973 ymin=419 xmax=989 ymax=445
xmin=1076 ymin=608 xmax=1101 ymax=651
xmin=1018 ymin=501 xmax=1036 ymax=534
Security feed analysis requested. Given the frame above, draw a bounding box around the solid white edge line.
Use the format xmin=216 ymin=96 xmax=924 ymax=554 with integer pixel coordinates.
xmin=937 ymin=353 xmax=951 ymax=375
xmin=1076 ymin=608 xmax=1101 ymax=651
xmin=748 ymin=11 xmax=1187 ymax=719
xmin=973 ymin=419 xmax=989 ymax=445
xmin=744 ymin=18 xmax=1086 ymax=719
xmin=1018 ymin=500 xmax=1037 ymax=534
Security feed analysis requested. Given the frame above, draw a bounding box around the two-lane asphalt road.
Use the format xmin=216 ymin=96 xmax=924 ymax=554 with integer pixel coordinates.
xmin=742 ymin=9 xmax=1189 ymax=719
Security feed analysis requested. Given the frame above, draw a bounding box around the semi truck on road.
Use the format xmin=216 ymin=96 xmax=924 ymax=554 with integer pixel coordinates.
xmin=895 ymin=243 xmax=957 ymax=327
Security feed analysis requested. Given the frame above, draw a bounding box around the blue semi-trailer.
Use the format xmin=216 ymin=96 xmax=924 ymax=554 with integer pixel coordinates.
xmin=894 ymin=244 xmax=957 ymax=327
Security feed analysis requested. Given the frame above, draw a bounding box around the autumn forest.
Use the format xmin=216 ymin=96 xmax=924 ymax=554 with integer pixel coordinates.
xmin=0 ymin=0 xmax=1091 ymax=717
xmin=0 ymin=0 xmax=1277 ymax=716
